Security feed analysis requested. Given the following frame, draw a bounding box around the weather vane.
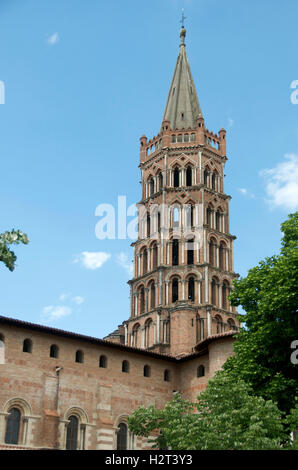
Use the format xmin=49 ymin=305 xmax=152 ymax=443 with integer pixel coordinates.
xmin=180 ymin=8 xmax=186 ymax=28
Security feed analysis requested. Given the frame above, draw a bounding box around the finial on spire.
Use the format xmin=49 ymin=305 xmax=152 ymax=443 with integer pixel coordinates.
xmin=179 ymin=8 xmax=186 ymax=46
xmin=180 ymin=8 xmax=186 ymax=28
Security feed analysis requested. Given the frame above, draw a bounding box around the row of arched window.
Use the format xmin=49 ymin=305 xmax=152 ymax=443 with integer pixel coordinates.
xmin=138 ymin=204 xmax=226 ymax=240
xmin=144 ymin=165 xmax=222 ymax=197
xmin=137 ymin=238 xmax=196 ymax=277
xmin=171 ymin=133 xmax=196 ymax=143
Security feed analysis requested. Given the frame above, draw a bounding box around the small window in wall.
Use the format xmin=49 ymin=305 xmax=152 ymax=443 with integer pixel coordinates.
xmin=164 ymin=369 xmax=170 ymax=382
xmin=197 ymin=365 xmax=205 ymax=377
xmin=23 ymin=338 xmax=32 ymax=354
xmin=144 ymin=365 xmax=151 ymax=377
xmin=122 ymin=360 xmax=129 ymax=373
xmin=5 ymin=408 xmax=21 ymax=445
xmin=75 ymin=350 xmax=84 ymax=363
xmin=99 ymin=355 xmax=107 ymax=368
xmin=50 ymin=344 xmax=59 ymax=358
xmin=66 ymin=415 xmax=79 ymax=450
xmin=117 ymin=423 xmax=127 ymax=450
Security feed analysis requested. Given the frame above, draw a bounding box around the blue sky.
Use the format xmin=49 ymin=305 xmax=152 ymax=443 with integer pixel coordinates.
xmin=0 ymin=0 xmax=297 ymax=338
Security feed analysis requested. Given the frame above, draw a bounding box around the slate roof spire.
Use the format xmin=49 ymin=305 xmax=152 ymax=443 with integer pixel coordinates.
xmin=161 ymin=26 xmax=202 ymax=130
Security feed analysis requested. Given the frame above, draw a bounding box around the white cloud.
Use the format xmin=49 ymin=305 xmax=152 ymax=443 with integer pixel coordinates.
xmin=48 ymin=32 xmax=59 ymax=45
xmin=41 ymin=305 xmax=72 ymax=322
xmin=73 ymin=251 xmax=111 ymax=270
xmin=59 ymin=293 xmax=69 ymax=301
xmin=238 ymin=188 xmax=255 ymax=199
xmin=72 ymin=296 xmax=84 ymax=305
xmin=116 ymin=252 xmax=133 ymax=276
xmin=227 ymin=118 xmax=234 ymax=128
xmin=260 ymin=154 xmax=298 ymax=211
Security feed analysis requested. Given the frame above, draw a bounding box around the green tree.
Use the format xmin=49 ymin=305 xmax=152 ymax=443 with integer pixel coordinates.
xmin=224 ymin=212 xmax=298 ymax=414
xmin=128 ymin=372 xmax=290 ymax=450
xmin=0 ymin=229 xmax=29 ymax=271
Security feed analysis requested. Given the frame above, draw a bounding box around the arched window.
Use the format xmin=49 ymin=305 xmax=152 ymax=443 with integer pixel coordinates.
xmin=188 ymin=277 xmax=195 ymax=301
xmin=144 ymin=365 xmax=151 ymax=377
xmin=149 ymin=178 xmax=154 ymax=196
xmin=211 ymin=173 xmax=216 ymax=190
xmin=158 ymin=172 xmax=163 ymax=190
xmin=5 ymin=408 xmax=21 ymax=445
xmin=204 ymin=168 xmax=208 ymax=186
xmin=186 ymin=204 xmax=194 ymax=227
xmin=172 ymin=239 xmax=179 ymax=266
xmin=222 ymin=281 xmax=229 ymax=310
xmin=142 ymin=249 xmax=148 ymax=274
xmin=172 ymin=278 xmax=179 ymax=303
xmin=144 ymin=319 xmax=153 ymax=348
xmin=209 ymin=238 xmax=216 ymax=266
xmin=150 ymin=282 xmax=156 ymax=309
xmin=122 ymin=360 xmax=129 ymax=373
xmin=219 ymin=242 xmax=226 ymax=270
xmin=50 ymin=344 xmax=59 ymax=358
xmin=186 ymin=166 xmax=192 ymax=186
xmin=75 ymin=350 xmax=84 ymax=363
xmin=23 ymin=338 xmax=32 ymax=354
xmin=99 ymin=355 xmax=107 ymax=368
xmin=211 ymin=278 xmax=218 ymax=306
xmin=66 ymin=415 xmax=79 ymax=450
xmin=187 ymin=238 xmax=194 ymax=265
xmin=173 ymin=207 xmax=180 ymax=228
xmin=197 ymin=365 xmax=205 ymax=377
xmin=173 ymin=167 xmax=180 ymax=187
xmin=139 ymin=287 xmax=145 ymax=314
xmin=215 ymin=315 xmax=223 ymax=334
xmin=164 ymin=370 xmax=170 ymax=382
xmin=147 ymin=214 xmax=151 ymax=238
xmin=206 ymin=207 xmax=212 ymax=226
xmin=216 ymin=211 xmax=221 ymax=231
xmin=227 ymin=318 xmax=236 ymax=330
xmin=117 ymin=423 xmax=127 ymax=450
xmin=152 ymin=243 xmax=158 ymax=269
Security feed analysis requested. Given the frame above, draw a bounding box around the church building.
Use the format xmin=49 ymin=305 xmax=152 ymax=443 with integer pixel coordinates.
xmin=0 ymin=25 xmax=239 ymax=450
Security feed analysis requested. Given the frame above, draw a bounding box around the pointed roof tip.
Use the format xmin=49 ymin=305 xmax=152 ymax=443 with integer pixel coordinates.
xmin=161 ymin=27 xmax=202 ymax=131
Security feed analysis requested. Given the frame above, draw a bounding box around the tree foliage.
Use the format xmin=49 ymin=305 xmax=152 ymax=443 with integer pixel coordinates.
xmin=224 ymin=212 xmax=298 ymax=413
xmin=0 ymin=229 xmax=29 ymax=271
xmin=128 ymin=372 xmax=290 ymax=450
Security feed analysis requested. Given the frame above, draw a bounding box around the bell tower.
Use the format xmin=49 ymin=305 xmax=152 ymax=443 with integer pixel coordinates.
xmin=115 ymin=26 xmax=239 ymax=356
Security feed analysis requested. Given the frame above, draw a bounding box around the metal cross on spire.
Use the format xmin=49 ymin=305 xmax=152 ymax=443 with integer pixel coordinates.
xmin=180 ymin=8 xmax=186 ymax=28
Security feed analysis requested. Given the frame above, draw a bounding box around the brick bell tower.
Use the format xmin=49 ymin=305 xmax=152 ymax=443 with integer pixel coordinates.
xmin=107 ymin=26 xmax=240 ymax=356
